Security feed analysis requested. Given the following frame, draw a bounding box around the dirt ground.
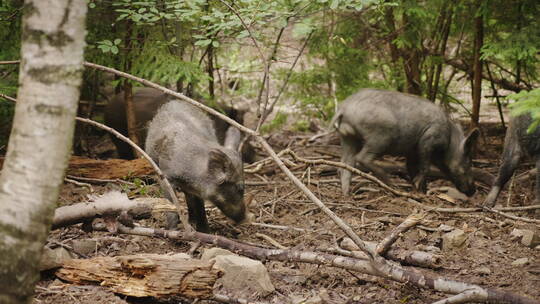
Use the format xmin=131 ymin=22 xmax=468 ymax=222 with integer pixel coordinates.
xmin=34 ymin=122 xmax=539 ymax=304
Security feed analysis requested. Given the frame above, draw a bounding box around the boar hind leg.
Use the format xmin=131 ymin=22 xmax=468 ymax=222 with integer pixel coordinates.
xmin=340 ymin=137 xmax=361 ymax=195
xmin=186 ymin=193 xmax=210 ymax=232
xmin=355 ymin=148 xmax=390 ymax=185
xmin=484 ymin=142 xmax=522 ymax=207
xmin=412 ymin=150 xmax=433 ymax=193
xmin=406 ymin=154 xmax=419 ymax=182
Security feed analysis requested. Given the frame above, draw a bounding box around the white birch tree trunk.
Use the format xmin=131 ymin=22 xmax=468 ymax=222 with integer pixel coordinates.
xmin=0 ymin=1 xmax=87 ymax=303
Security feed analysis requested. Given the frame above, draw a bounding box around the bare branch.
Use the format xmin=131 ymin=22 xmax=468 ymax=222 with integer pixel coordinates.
xmin=376 ymin=213 xmax=425 ymax=255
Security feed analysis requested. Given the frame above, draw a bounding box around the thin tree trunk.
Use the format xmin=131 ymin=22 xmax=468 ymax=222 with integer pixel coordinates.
xmin=383 ymin=6 xmax=403 ymax=92
xmin=123 ymin=19 xmax=139 ymax=156
xmin=206 ymin=43 xmax=215 ymax=100
xmin=485 ymin=62 xmax=506 ymax=129
xmin=401 ymin=14 xmax=422 ymax=95
xmin=471 ymin=0 xmax=484 ymax=128
xmin=0 ymin=1 xmax=87 ymax=303
xmin=425 ymin=3 xmax=448 ymax=98
xmin=429 ymin=1 xmax=454 ymax=101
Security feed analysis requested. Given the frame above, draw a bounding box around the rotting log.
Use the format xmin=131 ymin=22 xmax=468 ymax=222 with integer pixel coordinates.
xmin=66 ymin=156 xmax=153 ymax=179
xmin=0 ymin=156 xmax=154 ymax=180
xmin=56 ymin=254 xmax=221 ymax=299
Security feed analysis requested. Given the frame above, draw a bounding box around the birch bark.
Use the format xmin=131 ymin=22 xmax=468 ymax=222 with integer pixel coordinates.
xmin=0 ymin=1 xmax=87 ymax=303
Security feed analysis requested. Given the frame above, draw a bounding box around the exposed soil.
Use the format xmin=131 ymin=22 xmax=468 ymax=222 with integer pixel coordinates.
xmin=34 ymin=122 xmax=539 ymax=304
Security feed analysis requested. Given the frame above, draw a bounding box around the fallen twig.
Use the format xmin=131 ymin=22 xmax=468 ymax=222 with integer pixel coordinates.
xmin=376 ymin=213 xmax=425 ymax=255
xmin=251 ymin=222 xmax=307 ymax=232
xmin=64 ymin=177 xmax=93 ymax=192
xmin=255 ymin=233 xmax=288 ymax=249
xmin=65 ymin=175 xmax=135 ymax=186
xmin=212 ymin=293 xmax=270 ymax=304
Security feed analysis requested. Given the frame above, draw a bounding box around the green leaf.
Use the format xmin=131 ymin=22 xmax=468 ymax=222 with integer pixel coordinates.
xmin=194 ymin=39 xmax=212 ymax=46
xmin=113 ymin=39 xmax=122 ymax=45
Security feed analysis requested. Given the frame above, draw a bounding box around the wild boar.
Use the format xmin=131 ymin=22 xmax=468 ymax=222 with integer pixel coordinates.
xmin=484 ymin=113 xmax=540 ymax=207
xmin=332 ymin=88 xmax=479 ymax=196
xmin=145 ymin=101 xmax=247 ymax=232
xmin=104 ymin=87 xmax=255 ymax=162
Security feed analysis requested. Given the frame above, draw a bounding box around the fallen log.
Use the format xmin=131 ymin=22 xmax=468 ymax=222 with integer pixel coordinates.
xmin=0 ymin=156 xmax=154 ymax=179
xmin=52 ymin=191 xmax=174 ymax=229
xmin=56 ymin=253 xmax=221 ymax=299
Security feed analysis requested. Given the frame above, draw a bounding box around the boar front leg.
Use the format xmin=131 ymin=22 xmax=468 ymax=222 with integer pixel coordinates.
xmin=484 ymin=140 xmax=522 ymax=207
xmin=406 ymin=154 xmax=419 ymax=183
xmin=186 ymin=193 xmax=210 ymax=232
xmin=411 ymin=145 xmax=435 ymax=193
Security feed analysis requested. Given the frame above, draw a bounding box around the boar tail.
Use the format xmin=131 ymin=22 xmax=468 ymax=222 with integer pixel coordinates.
xmin=329 ymin=111 xmax=343 ymax=131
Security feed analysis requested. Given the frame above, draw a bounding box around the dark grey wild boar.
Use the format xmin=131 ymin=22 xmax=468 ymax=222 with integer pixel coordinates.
xmin=145 ymin=101 xmax=248 ymax=232
xmin=104 ymin=88 xmax=169 ymax=159
xmin=104 ymin=87 xmax=255 ymax=162
xmin=484 ymin=114 xmax=540 ymax=207
xmin=332 ymin=89 xmax=479 ymax=196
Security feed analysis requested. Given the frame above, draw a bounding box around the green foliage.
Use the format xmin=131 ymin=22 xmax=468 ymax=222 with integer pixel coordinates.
xmin=97 ymin=39 xmax=121 ymax=54
xmin=293 ymin=119 xmax=310 ymax=132
xmin=132 ymin=45 xmax=209 ymax=86
xmin=508 ymin=88 xmax=540 ymax=133
xmin=261 ymin=111 xmax=288 ymax=134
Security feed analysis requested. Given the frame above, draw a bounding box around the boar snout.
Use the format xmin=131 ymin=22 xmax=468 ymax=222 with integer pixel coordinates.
xmin=454 ymin=177 xmax=476 ymax=197
xmin=213 ymin=197 xmax=247 ymax=223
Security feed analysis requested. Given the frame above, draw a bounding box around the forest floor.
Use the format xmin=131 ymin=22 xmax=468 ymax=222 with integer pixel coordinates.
xmin=33 ymin=121 xmax=539 ymax=304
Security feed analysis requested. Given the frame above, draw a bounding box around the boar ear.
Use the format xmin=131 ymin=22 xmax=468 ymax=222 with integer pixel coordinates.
xmin=463 ymin=128 xmax=480 ymax=154
xmin=208 ymin=149 xmax=235 ymax=183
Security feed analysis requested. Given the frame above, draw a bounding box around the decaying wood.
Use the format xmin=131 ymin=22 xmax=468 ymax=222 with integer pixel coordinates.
xmin=66 ymin=156 xmax=153 ymax=179
xmin=91 ymin=223 xmax=539 ymax=304
xmin=0 ymin=156 xmax=152 ymax=180
xmin=56 ymin=254 xmax=221 ymax=299
xmin=52 ymin=192 xmax=173 ymax=229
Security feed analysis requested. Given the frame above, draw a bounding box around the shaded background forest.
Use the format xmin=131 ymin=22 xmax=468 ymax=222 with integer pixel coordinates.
xmin=1 ymin=0 xmax=539 ymax=148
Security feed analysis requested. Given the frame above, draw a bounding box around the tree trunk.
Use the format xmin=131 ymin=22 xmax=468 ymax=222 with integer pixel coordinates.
xmin=400 ymin=13 xmax=422 ymax=96
xmin=0 ymin=1 xmax=87 ymax=303
xmin=383 ymin=6 xmax=403 ymax=92
xmin=123 ymin=19 xmax=139 ymax=157
xmin=471 ymin=1 xmax=484 ymax=128
xmin=429 ymin=2 xmax=454 ymax=101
